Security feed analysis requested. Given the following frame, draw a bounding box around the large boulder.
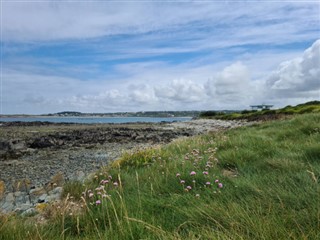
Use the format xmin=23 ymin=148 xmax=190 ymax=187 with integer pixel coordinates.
xmin=0 ymin=139 xmax=26 ymax=159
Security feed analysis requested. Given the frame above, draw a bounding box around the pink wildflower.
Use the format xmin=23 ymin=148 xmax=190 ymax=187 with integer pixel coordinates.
xmin=180 ymin=180 xmax=185 ymax=184
xmin=218 ymin=183 xmax=223 ymax=188
xmin=89 ymin=193 xmax=94 ymax=198
xmin=101 ymin=180 xmax=109 ymax=184
xmin=113 ymin=182 xmax=119 ymax=187
xmin=206 ymin=182 xmax=211 ymax=185
xmin=215 ymin=179 xmax=219 ymax=183
xmin=190 ymin=171 xmax=196 ymax=176
xmin=96 ymin=200 xmax=101 ymax=205
xmin=176 ymin=173 xmax=181 ymax=177
xmin=186 ymin=186 xmax=192 ymax=190
xmin=203 ymin=171 xmax=209 ymax=175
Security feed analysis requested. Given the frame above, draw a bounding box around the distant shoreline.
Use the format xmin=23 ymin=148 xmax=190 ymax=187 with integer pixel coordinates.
xmin=0 ymin=116 xmax=193 ymax=124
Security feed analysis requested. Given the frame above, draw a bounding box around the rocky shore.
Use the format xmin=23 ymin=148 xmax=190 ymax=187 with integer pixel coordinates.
xmin=0 ymin=119 xmax=251 ymax=214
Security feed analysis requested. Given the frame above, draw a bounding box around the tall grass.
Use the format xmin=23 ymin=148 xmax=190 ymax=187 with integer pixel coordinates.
xmin=1 ymin=113 xmax=319 ymax=239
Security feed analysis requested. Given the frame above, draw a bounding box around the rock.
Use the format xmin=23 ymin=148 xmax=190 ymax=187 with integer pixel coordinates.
xmin=75 ymin=171 xmax=85 ymax=182
xmin=29 ymin=187 xmax=46 ymax=202
xmin=14 ymin=191 xmax=29 ymax=206
xmin=11 ymin=139 xmax=26 ymax=150
xmin=21 ymin=207 xmax=37 ymax=216
xmin=38 ymin=194 xmax=48 ymax=203
xmin=30 ymin=137 xmax=55 ymax=149
xmin=1 ymin=193 xmax=15 ymax=212
xmin=48 ymin=186 xmax=63 ymax=196
xmin=0 ymin=139 xmax=27 ymax=159
xmin=14 ymin=203 xmax=33 ymax=213
xmin=0 ymin=139 xmax=12 ymax=152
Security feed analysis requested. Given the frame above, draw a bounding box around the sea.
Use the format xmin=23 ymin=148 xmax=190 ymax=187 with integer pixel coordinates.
xmin=0 ymin=117 xmax=193 ymax=124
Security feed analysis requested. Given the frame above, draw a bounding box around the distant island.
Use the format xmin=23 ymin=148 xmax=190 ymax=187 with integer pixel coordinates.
xmin=0 ymin=110 xmax=238 ymax=118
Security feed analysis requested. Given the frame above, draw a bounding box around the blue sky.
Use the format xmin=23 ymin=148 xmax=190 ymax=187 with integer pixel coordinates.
xmin=1 ymin=1 xmax=319 ymax=114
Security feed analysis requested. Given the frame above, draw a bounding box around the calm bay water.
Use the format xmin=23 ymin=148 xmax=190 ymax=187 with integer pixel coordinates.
xmin=0 ymin=117 xmax=192 ymax=124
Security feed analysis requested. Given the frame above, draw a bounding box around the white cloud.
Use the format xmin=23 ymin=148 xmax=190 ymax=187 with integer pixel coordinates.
xmin=266 ymin=39 xmax=320 ymax=99
xmin=155 ymin=79 xmax=206 ymax=103
xmin=128 ymin=84 xmax=157 ymax=105
xmin=204 ymin=62 xmax=255 ymax=107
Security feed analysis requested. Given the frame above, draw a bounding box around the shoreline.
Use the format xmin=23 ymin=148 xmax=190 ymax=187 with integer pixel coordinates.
xmin=0 ymin=119 xmax=251 ymax=214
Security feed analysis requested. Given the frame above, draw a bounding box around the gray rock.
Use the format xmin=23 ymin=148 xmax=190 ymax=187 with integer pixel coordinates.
xmin=21 ymin=207 xmax=37 ymax=216
xmin=75 ymin=171 xmax=85 ymax=181
xmin=38 ymin=193 xmax=48 ymax=203
xmin=15 ymin=203 xmax=33 ymax=212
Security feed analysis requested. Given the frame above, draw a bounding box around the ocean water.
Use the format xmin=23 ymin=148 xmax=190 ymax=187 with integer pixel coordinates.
xmin=0 ymin=117 xmax=192 ymax=124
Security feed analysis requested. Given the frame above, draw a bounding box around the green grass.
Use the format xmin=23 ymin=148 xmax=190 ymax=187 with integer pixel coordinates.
xmin=1 ymin=113 xmax=320 ymax=239
xmin=200 ymin=100 xmax=320 ymax=121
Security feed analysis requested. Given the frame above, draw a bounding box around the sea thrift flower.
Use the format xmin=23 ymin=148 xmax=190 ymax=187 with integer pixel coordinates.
xmin=195 ymin=194 xmax=200 ymax=198
xmin=102 ymin=194 xmax=107 ymax=198
xmin=215 ymin=179 xmax=219 ymax=183
xmin=203 ymin=171 xmax=208 ymax=175
xmin=100 ymin=179 xmax=109 ymax=185
xmin=113 ymin=182 xmax=119 ymax=187
xmin=180 ymin=180 xmax=185 ymax=184
xmin=186 ymin=186 xmax=192 ymax=190
xmin=218 ymin=183 xmax=223 ymax=188
xmin=206 ymin=182 xmax=211 ymax=185
xmin=89 ymin=193 xmax=94 ymax=198
xmin=190 ymin=171 xmax=196 ymax=176
xmin=176 ymin=173 xmax=181 ymax=177
xmin=96 ymin=200 xmax=101 ymax=205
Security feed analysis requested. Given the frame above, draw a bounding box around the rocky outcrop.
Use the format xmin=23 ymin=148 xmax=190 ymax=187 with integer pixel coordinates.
xmin=0 ymin=173 xmax=64 ymax=215
xmin=0 ymin=139 xmax=27 ymax=160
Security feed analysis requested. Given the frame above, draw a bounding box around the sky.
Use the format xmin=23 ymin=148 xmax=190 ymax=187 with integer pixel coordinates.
xmin=1 ymin=0 xmax=320 ymax=114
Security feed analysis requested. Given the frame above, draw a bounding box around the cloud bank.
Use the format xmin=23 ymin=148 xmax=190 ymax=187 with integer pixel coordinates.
xmin=3 ymin=39 xmax=319 ymax=114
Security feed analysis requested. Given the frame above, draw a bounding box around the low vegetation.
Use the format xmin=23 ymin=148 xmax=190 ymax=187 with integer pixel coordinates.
xmin=1 ymin=112 xmax=319 ymax=239
xmin=200 ymin=100 xmax=320 ymax=121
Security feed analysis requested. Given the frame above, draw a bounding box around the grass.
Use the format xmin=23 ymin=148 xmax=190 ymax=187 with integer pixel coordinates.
xmin=200 ymin=100 xmax=320 ymax=121
xmin=1 ymin=113 xmax=320 ymax=239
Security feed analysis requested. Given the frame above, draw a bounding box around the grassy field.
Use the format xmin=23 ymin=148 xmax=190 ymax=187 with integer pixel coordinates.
xmin=1 ymin=113 xmax=319 ymax=239
xmin=200 ymin=101 xmax=320 ymax=121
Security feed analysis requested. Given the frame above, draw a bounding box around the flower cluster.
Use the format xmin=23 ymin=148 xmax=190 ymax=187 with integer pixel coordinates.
xmin=176 ymin=170 xmax=224 ymax=194
xmin=82 ymin=175 xmax=119 ymax=206
xmin=176 ymin=147 xmax=224 ymax=196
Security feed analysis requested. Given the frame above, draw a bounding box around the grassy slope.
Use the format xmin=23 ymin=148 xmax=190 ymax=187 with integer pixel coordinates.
xmin=1 ymin=113 xmax=320 ymax=240
xmin=200 ymin=101 xmax=320 ymax=121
